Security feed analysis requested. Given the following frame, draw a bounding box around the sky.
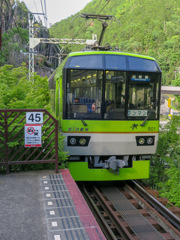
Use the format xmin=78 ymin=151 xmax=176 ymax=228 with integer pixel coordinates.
xmin=21 ymin=0 xmax=92 ymax=27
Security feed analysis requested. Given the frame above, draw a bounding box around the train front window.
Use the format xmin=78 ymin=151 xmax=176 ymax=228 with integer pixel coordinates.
xmin=65 ymin=68 xmax=160 ymax=120
xmin=105 ymin=71 xmax=126 ymax=119
xmin=128 ymin=73 xmax=160 ymax=120
xmin=66 ymin=69 xmax=102 ymax=119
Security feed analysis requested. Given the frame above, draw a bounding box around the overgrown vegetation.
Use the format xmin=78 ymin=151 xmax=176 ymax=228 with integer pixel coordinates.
xmin=0 ymin=64 xmax=49 ymax=109
xmin=0 ymin=27 xmax=29 ymax=66
xmin=145 ymin=117 xmax=180 ymax=207
xmin=0 ymin=64 xmax=68 ymax=172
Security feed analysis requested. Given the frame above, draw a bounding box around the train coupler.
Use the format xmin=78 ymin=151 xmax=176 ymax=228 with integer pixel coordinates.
xmin=103 ymin=156 xmax=129 ymax=173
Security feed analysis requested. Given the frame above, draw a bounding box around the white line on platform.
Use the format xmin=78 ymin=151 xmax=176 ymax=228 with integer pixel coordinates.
xmin=52 ymin=221 xmax=57 ymax=227
xmin=50 ymin=211 xmax=55 ymax=215
xmin=54 ymin=235 xmax=61 ymax=240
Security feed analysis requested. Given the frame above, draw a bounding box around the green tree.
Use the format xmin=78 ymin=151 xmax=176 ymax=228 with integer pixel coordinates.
xmin=146 ymin=117 xmax=180 ymax=206
xmin=0 ymin=27 xmax=29 ymax=66
xmin=0 ymin=64 xmax=49 ymax=109
xmin=0 ymin=64 xmax=68 ymax=172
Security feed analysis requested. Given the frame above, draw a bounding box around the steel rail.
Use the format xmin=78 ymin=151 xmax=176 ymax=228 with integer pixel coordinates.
xmin=131 ymin=180 xmax=180 ymax=231
xmin=79 ymin=184 xmax=117 ymax=240
xmin=80 ymin=182 xmax=179 ymax=240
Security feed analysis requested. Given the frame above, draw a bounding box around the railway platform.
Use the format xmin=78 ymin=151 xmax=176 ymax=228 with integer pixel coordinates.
xmin=0 ymin=169 xmax=105 ymax=240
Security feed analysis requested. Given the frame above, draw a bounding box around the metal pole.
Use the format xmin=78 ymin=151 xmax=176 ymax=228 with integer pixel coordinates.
xmin=4 ymin=111 xmax=9 ymax=173
xmin=55 ymin=119 xmax=59 ymax=173
xmin=28 ymin=13 xmax=34 ymax=81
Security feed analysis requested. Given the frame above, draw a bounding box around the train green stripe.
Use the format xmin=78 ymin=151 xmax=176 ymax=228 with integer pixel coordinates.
xmin=62 ymin=120 xmax=159 ymax=133
xmin=69 ymin=51 xmax=155 ymax=60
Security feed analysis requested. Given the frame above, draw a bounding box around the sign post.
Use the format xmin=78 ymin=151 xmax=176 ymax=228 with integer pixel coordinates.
xmin=25 ymin=112 xmax=43 ymax=147
xmin=25 ymin=124 xmax=42 ymax=147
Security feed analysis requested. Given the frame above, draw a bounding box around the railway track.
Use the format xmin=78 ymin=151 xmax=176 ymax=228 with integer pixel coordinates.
xmin=78 ymin=181 xmax=180 ymax=240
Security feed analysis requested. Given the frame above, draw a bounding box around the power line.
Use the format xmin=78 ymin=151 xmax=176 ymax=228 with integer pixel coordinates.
xmin=42 ymin=0 xmax=48 ymax=28
xmin=40 ymin=0 xmax=45 ymax=15
xmin=85 ymin=0 xmax=111 ymax=29
xmin=40 ymin=0 xmax=48 ymax=28
xmin=44 ymin=0 xmax=48 ymax=27
xmin=33 ymin=0 xmax=39 ymax=13
xmin=98 ymin=0 xmax=110 ymax=14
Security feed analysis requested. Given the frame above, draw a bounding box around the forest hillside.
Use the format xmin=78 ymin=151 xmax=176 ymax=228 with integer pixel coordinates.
xmin=50 ymin=0 xmax=180 ymax=86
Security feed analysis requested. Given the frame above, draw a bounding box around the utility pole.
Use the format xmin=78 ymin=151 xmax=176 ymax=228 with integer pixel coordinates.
xmin=28 ymin=12 xmax=46 ymax=80
xmin=28 ymin=12 xmax=34 ymax=80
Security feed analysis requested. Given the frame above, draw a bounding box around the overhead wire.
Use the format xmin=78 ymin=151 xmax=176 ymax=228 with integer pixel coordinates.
xmin=33 ymin=0 xmax=39 ymax=13
xmin=98 ymin=0 xmax=111 ymax=14
xmin=85 ymin=0 xmax=111 ymax=29
xmin=40 ymin=0 xmax=45 ymax=27
xmin=40 ymin=0 xmax=48 ymax=28
xmin=44 ymin=0 xmax=48 ymax=28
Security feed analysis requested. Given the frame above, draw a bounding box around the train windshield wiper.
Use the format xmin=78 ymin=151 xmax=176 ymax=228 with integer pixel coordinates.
xmin=81 ymin=119 xmax=87 ymax=126
xmin=140 ymin=99 xmax=157 ymax=127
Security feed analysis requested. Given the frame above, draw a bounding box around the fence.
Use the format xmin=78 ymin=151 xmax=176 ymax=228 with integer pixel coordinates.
xmin=0 ymin=109 xmax=58 ymax=174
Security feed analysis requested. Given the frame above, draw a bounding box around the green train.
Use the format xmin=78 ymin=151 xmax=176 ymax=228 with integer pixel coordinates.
xmin=49 ymin=51 xmax=161 ymax=181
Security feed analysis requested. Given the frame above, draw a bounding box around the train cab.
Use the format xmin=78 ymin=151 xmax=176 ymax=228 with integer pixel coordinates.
xmin=49 ymin=51 xmax=161 ymax=181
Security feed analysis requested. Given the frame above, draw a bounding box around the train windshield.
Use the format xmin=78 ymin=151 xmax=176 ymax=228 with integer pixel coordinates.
xmin=127 ymin=73 xmax=160 ymax=120
xmin=105 ymin=71 xmax=126 ymax=119
xmin=66 ymin=70 xmax=102 ymax=119
xmin=65 ymin=69 xmax=160 ymax=120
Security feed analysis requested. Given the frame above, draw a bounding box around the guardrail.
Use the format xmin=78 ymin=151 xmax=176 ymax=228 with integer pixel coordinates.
xmin=0 ymin=109 xmax=59 ymax=174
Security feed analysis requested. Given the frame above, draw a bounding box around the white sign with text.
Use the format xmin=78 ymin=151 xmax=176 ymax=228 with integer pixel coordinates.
xmin=24 ymin=124 xmax=42 ymax=147
xmin=26 ymin=112 xmax=43 ymax=124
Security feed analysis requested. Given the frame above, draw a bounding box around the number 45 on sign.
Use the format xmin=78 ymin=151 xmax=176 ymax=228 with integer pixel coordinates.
xmin=26 ymin=112 xmax=43 ymax=124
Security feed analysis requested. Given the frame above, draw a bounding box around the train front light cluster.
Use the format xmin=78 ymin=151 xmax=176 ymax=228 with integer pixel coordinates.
xmin=136 ymin=136 xmax=155 ymax=146
xmin=147 ymin=137 xmax=154 ymax=145
xmin=79 ymin=138 xmax=87 ymax=145
xmin=68 ymin=136 xmax=90 ymax=146
xmin=138 ymin=138 xmax=145 ymax=145
xmin=69 ymin=138 xmax=77 ymax=145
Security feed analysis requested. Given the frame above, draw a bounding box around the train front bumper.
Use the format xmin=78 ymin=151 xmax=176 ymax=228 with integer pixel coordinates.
xmin=68 ymin=160 xmax=150 ymax=181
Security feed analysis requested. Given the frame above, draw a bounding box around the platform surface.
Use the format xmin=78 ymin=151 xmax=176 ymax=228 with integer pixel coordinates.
xmin=0 ymin=169 xmax=105 ymax=240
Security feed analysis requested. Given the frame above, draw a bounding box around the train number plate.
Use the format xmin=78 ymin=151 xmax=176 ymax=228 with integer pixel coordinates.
xmin=128 ymin=110 xmax=148 ymax=116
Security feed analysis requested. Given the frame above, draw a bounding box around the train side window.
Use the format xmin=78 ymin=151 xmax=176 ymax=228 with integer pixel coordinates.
xmin=48 ymin=72 xmax=56 ymax=111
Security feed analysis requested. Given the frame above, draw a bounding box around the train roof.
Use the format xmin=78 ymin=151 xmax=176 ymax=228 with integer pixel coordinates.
xmin=64 ymin=51 xmax=161 ymax=72
xmin=68 ymin=51 xmax=156 ymax=61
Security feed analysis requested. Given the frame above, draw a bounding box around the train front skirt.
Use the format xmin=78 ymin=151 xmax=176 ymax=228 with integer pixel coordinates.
xmin=68 ymin=160 xmax=150 ymax=181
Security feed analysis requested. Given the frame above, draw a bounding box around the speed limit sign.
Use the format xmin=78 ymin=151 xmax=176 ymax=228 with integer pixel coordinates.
xmin=26 ymin=112 xmax=43 ymax=124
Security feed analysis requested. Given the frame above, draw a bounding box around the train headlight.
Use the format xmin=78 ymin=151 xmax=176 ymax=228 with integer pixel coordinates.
xmin=69 ymin=138 xmax=77 ymax=145
xmin=138 ymin=137 xmax=145 ymax=145
xmin=136 ymin=136 xmax=155 ymax=146
xmin=147 ymin=137 xmax=154 ymax=145
xmin=68 ymin=136 xmax=91 ymax=146
xmin=79 ymin=138 xmax=86 ymax=145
